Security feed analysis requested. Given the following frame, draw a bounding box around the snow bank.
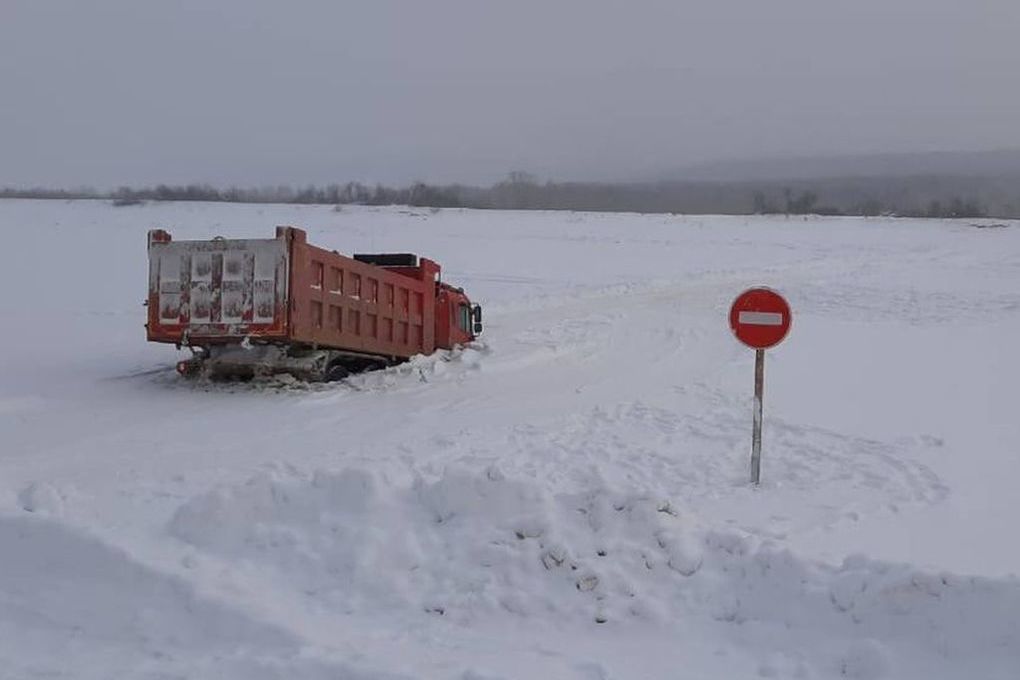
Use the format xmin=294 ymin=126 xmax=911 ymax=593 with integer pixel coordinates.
xmin=170 ymin=466 xmax=652 ymax=623
xmin=0 ymin=513 xmax=407 ymax=679
xmin=170 ymin=466 xmax=1020 ymax=677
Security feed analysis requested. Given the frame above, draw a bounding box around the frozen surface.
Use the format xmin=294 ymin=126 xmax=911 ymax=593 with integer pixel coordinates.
xmin=1 ymin=199 xmax=1019 ymax=678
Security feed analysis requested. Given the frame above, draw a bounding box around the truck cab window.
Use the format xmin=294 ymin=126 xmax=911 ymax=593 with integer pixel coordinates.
xmin=458 ymin=304 xmax=470 ymax=331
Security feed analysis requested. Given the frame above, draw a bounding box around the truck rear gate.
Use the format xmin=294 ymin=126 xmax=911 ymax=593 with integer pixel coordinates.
xmin=147 ymin=229 xmax=290 ymax=341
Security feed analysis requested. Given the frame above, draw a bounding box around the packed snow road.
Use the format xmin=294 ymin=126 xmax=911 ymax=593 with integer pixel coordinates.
xmin=1 ymin=199 xmax=1019 ymax=679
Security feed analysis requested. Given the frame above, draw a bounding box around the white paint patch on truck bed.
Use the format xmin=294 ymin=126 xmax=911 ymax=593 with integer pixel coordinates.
xmin=148 ymin=236 xmax=288 ymax=332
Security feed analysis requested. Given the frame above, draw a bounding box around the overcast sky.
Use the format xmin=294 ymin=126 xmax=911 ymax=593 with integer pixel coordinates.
xmin=2 ymin=0 xmax=1018 ymax=188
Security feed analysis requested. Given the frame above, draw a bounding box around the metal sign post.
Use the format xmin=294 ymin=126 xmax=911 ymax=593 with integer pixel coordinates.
xmin=751 ymin=348 xmax=764 ymax=484
xmin=729 ymin=288 xmax=792 ymax=485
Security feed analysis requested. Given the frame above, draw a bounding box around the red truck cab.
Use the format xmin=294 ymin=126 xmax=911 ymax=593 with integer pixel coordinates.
xmin=436 ymin=282 xmax=480 ymax=349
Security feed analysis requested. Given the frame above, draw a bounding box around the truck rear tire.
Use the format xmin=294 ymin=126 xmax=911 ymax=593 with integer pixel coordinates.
xmin=323 ymin=363 xmax=350 ymax=382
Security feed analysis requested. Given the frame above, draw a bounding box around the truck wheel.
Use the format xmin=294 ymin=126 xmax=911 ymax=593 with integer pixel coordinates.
xmin=323 ymin=363 xmax=350 ymax=382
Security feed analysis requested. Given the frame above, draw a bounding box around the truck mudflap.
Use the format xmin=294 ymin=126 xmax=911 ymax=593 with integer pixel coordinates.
xmin=147 ymin=229 xmax=290 ymax=344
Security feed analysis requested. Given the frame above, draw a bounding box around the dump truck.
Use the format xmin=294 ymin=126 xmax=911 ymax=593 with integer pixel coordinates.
xmin=147 ymin=226 xmax=482 ymax=381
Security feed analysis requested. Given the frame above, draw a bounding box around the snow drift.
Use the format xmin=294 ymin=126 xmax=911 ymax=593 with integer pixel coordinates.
xmin=168 ymin=466 xmax=1020 ymax=678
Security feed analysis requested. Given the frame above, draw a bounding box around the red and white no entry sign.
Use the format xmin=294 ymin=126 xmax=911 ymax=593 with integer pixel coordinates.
xmin=728 ymin=287 xmax=792 ymax=485
xmin=729 ymin=287 xmax=792 ymax=350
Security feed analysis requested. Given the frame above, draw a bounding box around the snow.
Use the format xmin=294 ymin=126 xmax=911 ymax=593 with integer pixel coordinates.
xmin=1 ymin=198 xmax=1019 ymax=678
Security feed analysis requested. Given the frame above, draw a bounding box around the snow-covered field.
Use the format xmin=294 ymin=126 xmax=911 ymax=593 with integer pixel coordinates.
xmin=1 ymin=199 xmax=1019 ymax=679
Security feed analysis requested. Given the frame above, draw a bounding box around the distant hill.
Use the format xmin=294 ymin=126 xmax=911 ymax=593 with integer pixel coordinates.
xmin=663 ymin=149 xmax=1020 ymax=182
xmin=4 ymin=149 xmax=1019 ymax=218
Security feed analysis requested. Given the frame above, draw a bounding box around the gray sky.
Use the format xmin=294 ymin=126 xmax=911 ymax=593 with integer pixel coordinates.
xmin=2 ymin=0 xmax=1018 ymax=188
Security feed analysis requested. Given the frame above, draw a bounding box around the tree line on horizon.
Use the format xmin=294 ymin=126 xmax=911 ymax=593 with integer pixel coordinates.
xmin=1 ymin=172 xmax=1014 ymax=218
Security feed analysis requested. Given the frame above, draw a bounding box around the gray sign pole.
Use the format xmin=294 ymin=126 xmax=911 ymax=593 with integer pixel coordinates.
xmin=751 ymin=348 xmax=764 ymax=485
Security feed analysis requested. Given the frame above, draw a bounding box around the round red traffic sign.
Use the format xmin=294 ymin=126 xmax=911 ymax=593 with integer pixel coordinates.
xmin=729 ymin=287 xmax=792 ymax=349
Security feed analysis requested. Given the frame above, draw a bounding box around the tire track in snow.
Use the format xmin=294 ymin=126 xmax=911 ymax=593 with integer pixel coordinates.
xmin=460 ymin=397 xmax=949 ymax=543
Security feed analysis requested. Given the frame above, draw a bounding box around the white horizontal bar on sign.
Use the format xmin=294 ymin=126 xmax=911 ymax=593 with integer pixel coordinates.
xmin=738 ymin=311 xmax=784 ymax=326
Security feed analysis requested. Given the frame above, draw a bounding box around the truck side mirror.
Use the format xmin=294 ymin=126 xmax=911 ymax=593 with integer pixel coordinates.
xmin=472 ymin=304 xmax=483 ymax=335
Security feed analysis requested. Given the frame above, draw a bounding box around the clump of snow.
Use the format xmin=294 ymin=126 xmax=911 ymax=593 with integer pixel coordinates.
xmin=17 ymin=482 xmax=65 ymax=516
xmin=346 ymin=343 xmax=489 ymax=392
